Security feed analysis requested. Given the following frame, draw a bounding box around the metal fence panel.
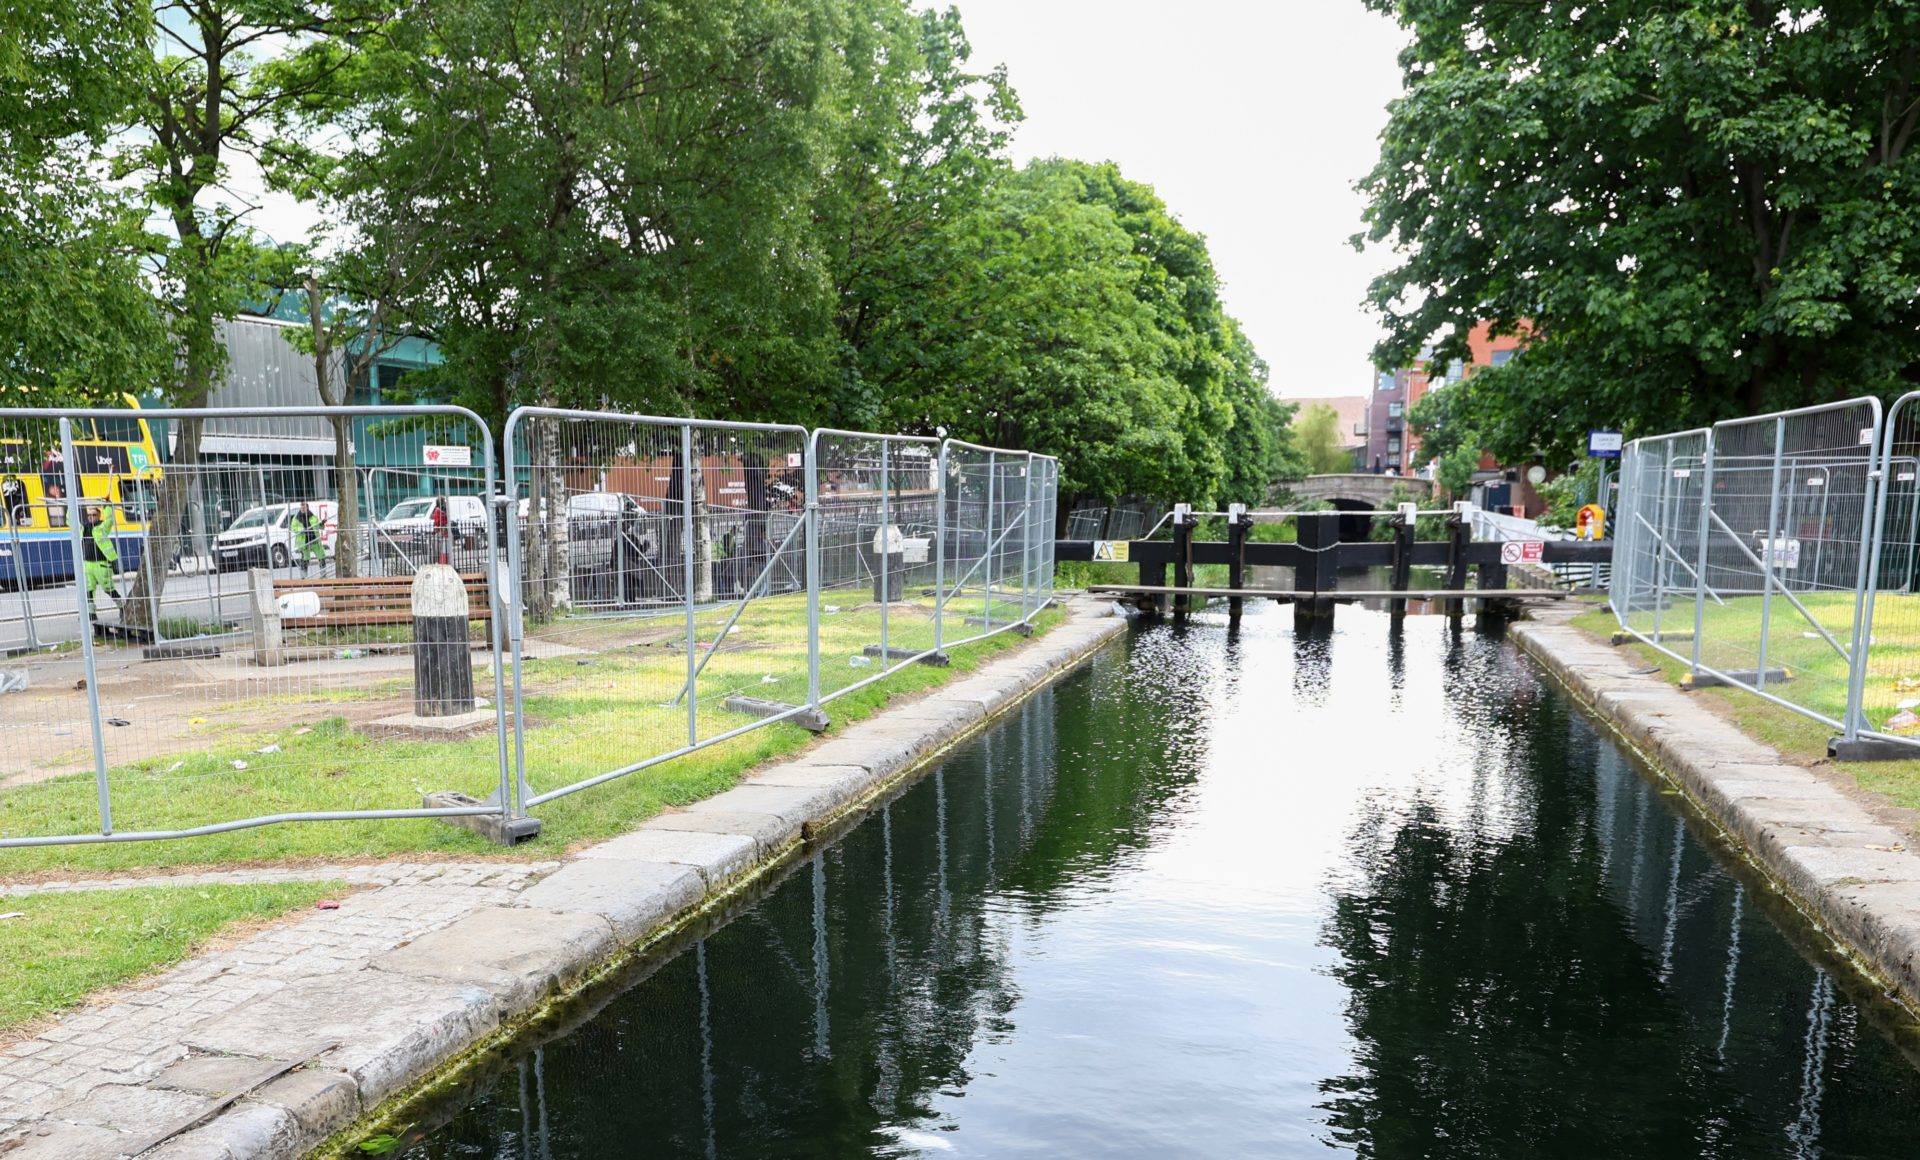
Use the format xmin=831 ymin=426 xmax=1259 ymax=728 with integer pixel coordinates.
xmin=810 ymin=431 xmax=942 ymax=706
xmin=1850 ymin=392 xmax=1920 ymax=747
xmin=2 ymin=403 xmax=1063 ymax=847
xmin=937 ymin=440 xmax=1041 ymax=650
xmin=1609 ymin=429 xmax=1710 ymax=663
xmin=0 ymin=406 xmax=510 ymax=847
xmin=1690 ymin=400 xmax=1879 ymax=730
xmin=502 ymin=409 xmax=815 ymax=812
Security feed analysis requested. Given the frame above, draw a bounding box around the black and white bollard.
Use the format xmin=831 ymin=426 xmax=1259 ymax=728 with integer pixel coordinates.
xmin=412 ymin=564 xmax=474 ymax=716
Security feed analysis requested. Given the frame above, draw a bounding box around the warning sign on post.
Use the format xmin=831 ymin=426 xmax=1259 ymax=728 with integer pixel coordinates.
xmin=1094 ymin=541 xmax=1130 ymax=562
xmin=424 ymin=445 xmax=472 ymax=467
xmin=1499 ymin=541 xmax=1545 ymax=565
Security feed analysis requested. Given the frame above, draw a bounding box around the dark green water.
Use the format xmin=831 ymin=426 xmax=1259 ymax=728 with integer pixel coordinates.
xmin=400 ymin=605 xmax=1920 ymax=1158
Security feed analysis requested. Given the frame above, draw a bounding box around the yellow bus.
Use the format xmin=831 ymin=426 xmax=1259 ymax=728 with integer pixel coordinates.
xmin=0 ymin=397 xmax=163 ymax=588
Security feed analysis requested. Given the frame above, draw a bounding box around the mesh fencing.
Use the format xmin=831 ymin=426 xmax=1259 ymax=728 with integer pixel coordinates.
xmin=0 ymin=406 xmax=511 ymax=848
xmin=1611 ymin=430 xmax=1710 ymax=663
xmin=2 ymin=405 xmax=1060 ymax=848
xmin=810 ymin=431 xmax=942 ymax=706
xmin=1612 ymin=399 xmax=1887 ymax=741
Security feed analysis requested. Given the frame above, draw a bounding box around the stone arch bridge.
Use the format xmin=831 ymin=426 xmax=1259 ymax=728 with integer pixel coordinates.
xmin=1292 ymin=474 xmax=1438 ymax=538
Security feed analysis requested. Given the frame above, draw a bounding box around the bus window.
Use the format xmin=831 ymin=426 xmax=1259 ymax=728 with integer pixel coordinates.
xmin=92 ymin=418 xmax=146 ymax=444
xmin=120 ymin=478 xmax=159 ymax=524
xmin=77 ymin=445 xmax=131 ymax=476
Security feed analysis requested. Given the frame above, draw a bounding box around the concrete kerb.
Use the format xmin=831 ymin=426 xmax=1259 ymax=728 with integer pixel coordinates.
xmin=1511 ymin=607 xmax=1920 ymax=1019
xmin=138 ymin=598 xmax=1126 ymax=1160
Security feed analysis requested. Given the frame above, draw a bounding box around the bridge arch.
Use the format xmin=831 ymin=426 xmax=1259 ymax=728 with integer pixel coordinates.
xmin=1293 ymin=475 xmax=1438 ymax=539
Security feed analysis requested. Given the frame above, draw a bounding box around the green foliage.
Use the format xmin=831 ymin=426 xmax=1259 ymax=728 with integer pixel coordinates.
xmin=1293 ymin=403 xmax=1352 ymax=476
xmin=1537 ymin=461 xmax=1603 ymax=529
xmin=0 ymin=0 xmax=168 ymax=402
xmin=1436 ymin=444 xmax=1481 ymax=501
xmin=0 ymin=0 xmax=1280 ymax=516
xmin=1359 ymin=2 xmax=1920 ymax=463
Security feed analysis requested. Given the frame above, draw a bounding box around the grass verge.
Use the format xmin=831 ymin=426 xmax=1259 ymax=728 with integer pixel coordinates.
xmin=1570 ymin=606 xmax=1920 ymax=819
xmin=0 ymin=881 xmax=341 ymax=1035
xmin=0 ymin=602 xmax=1063 ymax=877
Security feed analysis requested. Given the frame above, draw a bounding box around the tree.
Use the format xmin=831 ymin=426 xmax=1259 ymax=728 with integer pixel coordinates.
xmin=109 ymin=0 xmax=386 ymax=624
xmin=340 ymin=0 xmax=842 ymax=428
xmin=1358 ymin=1 xmax=1920 ymax=464
xmin=1218 ymin=321 xmax=1303 ymax=506
xmin=867 ymin=161 xmax=1193 ymax=509
xmin=1294 ymin=404 xmax=1352 ymax=475
xmin=0 ymin=0 xmax=169 ymax=404
xmin=820 ymin=3 xmax=1020 ymax=429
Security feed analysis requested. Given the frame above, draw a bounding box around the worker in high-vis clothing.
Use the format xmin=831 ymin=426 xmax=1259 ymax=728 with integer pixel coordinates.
xmin=81 ymin=503 xmax=120 ymax=618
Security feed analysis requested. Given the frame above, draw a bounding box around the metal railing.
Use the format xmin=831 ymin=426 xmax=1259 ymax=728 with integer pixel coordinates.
xmin=0 ymin=402 xmax=1063 ymax=849
xmin=1610 ymin=395 xmax=1915 ymax=751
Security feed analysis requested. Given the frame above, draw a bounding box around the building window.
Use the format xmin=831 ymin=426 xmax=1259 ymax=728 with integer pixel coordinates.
xmin=1387 ymin=401 xmax=1403 ymax=418
xmin=1387 ymin=438 xmax=1402 ymax=454
xmin=1446 ymin=360 xmax=1466 ymax=383
xmin=1377 ymin=371 xmax=1396 ymax=392
xmin=1490 ymin=348 xmax=1516 ymax=367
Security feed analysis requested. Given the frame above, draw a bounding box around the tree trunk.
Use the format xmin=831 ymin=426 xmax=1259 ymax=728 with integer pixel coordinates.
xmin=690 ymin=445 xmax=712 ymax=603
xmin=330 ymin=412 xmax=360 ymax=578
xmin=122 ymin=365 xmax=210 ymax=630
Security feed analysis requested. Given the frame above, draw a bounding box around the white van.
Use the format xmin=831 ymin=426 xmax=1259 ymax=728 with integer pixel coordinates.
xmin=215 ymin=502 xmax=338 ymax=572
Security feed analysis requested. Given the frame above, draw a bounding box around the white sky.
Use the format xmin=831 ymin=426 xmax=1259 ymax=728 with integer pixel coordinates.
xmin=950 ymin=0 xmax=1409 ymax=401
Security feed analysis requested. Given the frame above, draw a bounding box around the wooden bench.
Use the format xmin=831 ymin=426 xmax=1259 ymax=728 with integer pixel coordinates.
xmin=270 ymin=574 xmax=493 ymax=629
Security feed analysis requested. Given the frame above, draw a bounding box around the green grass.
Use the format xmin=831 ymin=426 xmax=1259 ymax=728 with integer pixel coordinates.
xmin=1571 ymin=605 xmax=1920 ymax=814
xmin=0 ymin=881 xmax=340 ymax=1033
xmin=0 ymin=594 xmax=1063 ymax=876
xmin=1611 ymin=589 xmax=1920 ymax=729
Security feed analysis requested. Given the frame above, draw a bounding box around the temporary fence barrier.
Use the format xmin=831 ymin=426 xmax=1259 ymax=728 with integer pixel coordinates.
xmin=1608 ymin=429 xmax=1711 ymax=664
xmin=1611 ymin=396 xmax=1906 ymax=751
xmin=1 ymin=402 xmax=1061 ymax=850
xmin=0 ymin=405 xmax=512 ymax=848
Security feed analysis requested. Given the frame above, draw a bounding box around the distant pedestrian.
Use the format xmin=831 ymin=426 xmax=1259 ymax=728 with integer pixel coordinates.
xmin=39 ymin=447 xmax=63 ymax=495
xmin=80 ymin=504 xmax=119 ymax=619
xmin=293 ymin=501 xmax=325 ymax=575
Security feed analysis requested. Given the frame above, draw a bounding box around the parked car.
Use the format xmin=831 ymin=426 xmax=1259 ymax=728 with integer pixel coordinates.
xmin=214 ymin=502 xmax=338 ymax=572
xmin=567 ymin=492 xmax=666 ymax=605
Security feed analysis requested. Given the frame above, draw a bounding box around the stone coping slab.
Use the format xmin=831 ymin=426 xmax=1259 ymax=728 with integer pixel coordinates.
xmin=1513 ymin=605 xmax=1920 ymax=1013
xmin=0 ymin=599 xmax=1128 ymax=1159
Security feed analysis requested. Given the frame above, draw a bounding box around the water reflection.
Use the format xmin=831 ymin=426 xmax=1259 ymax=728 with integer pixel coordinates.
xmin=406 ymin=606 xmax=1920 ymax=1159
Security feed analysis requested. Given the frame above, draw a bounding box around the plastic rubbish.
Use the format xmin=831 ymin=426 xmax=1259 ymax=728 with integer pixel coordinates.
xmin=314 ymin=899 xmax=341 ymax=911
xmin=231 ymin=759 xmax=249 ymax=770
xmin=849 ymin=655 xmax=871 ymax=667
xmin=255 ymin=744 xmax=281 ymax=754
xmin=105 ymin=717 xmax=129 ymax=727
xmin=824 ymin=605 xmax=842 ymax=615
xmin=0 ymin=670 xmax=26 ymax=694
xmin=276 ymin=590 xmax=322 ymax=619
xmin=1885 ymin=709 xmax=1920 ymax=732
xmin=336 ymin=649 xmax=365 ymax=660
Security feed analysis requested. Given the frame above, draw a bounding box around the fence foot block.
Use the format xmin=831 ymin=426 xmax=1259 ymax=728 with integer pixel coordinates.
xmin=142 ymin=642 xmax=222 ymax=661
xmin=1685 ymin=667 xmax=1791 ymax=689
xmin=861 ymin=644 xmax=946 ymax=666
xmin=1612 ymin=630 xmax=1695 ymax=646
xmin=1828 ymin=735 xmax=1920 ymax=762
xmin=723 ymin=695 xmax=829 ymax=731
xmin=422 ymin=790 xmax=543 ymax=846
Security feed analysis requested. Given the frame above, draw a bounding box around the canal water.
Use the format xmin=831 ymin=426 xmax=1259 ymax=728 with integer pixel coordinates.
xmin=401 ymin=604 xmax=1920 ymax=1158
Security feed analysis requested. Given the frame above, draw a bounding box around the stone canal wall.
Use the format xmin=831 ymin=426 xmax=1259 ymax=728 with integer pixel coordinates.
xmin=0 ymin=600 xmax=1129 ymax=1160
xmin=1512 ymin=604 xmax=1920 ymax=1015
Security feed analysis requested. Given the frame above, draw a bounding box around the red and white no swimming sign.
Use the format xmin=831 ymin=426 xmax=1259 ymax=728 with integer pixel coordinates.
xmin=1499 ymin=541 xmax=1545 ymax=565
